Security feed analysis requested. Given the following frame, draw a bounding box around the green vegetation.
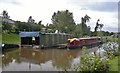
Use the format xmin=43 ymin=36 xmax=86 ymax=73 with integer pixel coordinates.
xmin=73 ymin=47 xmax=109 ymax=72
xmin=109 ymin=56 xmax=119 ymax=71
xmin=73 ymin=43 xmax=119 ymax=72
xmin=107 ymin=36 xmax=118 ymax=42
xmin=1 ymin=10 xmax=118 ymax=38
xmin=0 ymin=33 xmax=1 ymax=43
xmin=51 ymin=10 xmax=76 ymax=34
xmin=2 ymin=33 xmax=20 ymax=44
xmin=0 ymin=23 xmax=2 ymax=27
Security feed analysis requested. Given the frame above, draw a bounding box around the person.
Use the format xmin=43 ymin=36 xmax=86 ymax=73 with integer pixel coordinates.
xmin=32 ymin=37 xmax=36 ymax=46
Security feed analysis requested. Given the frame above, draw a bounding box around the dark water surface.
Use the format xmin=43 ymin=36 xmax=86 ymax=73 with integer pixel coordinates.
xmin=2 ymin=47 xmax=99 ymax=71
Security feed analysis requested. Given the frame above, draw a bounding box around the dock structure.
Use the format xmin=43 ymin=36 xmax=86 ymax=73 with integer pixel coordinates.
xmin=19 ymin=32 xmax=71 ymax=49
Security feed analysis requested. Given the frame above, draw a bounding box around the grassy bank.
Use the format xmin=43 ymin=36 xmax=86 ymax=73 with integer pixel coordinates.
xmin=0 ymin=33 xmax=1 ymax=43
xmin=2 ymin=33 xmax=20 ymax=44
xmin=109 ymin=56 xmax=119 ymax=71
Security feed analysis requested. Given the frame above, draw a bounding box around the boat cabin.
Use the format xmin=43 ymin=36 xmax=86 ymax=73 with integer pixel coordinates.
xmin=67 ymin=37 xmax=101 ymax=49
xmin=20 ymin=32 xmax=71 ymax=48
xmin=20 ymin=32 xmax=40 ymax=46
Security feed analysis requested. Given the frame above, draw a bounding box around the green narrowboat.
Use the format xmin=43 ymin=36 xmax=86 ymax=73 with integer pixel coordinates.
xmin=19 ymin=32 xmax=71 ymax=48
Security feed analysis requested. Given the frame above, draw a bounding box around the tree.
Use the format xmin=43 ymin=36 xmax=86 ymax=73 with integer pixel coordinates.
xmin=38 ymin=20 xmax=42 ymax=25
xmin=74 ymin=24 xmax=83 ymax=37
xmin=27 ymin=16 xmax=35 ymax=31
xmin=14 ymin=21 xmax=42 ymax=32
xmin=2 ymin=10 xmax=12 ymax=33
xmin=99 ymin=24 xmax=104 ymax=31
xmin=94 ymin=19 xmax=104 ymax=36
xmin=81 ymin=14 xmax=91 ymax=36
xmin=2 ymin=22 xmax=12 ymax=33
xmin=28 ymin=16 xmax=35 ymax=24
xmin=51 ymin=10 xmax=76 ymax=34
xmin=87 ymin=26 xmax=91 ymax=36
xmin=2 ymin=10 xmax=10 ymax=19
xmin=81 ymin=14 xmax=91 ymax=24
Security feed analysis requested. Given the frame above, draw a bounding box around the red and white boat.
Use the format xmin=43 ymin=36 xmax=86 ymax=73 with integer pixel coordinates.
xmin=67 ymin=37 xmax=102 ymax=49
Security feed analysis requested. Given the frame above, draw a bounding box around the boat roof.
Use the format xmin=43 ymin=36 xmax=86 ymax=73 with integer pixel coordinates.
xmin=79 ymin=37 xmax=101 ymax=40
xmin=19 ymin=32 xmax=40 ymax=37
xmin=68 ymin=38 xmax=79 ymax=42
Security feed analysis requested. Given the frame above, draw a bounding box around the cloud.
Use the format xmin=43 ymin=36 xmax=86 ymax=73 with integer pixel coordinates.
xmin=69 ymin=1 xmax=118 ymax=12
xmin=0 ymin=0 xmax=22 ymax=5
xmin=0 ymin=0 xmax=118 ymax=32
xmin=84 ymin=2 xmax=118 ymax=12
xmin=103 ymin=26 xmax=118 ymax=32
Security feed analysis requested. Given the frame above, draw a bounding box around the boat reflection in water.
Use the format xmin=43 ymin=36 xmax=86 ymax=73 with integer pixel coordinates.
xmin=2 ymin=48 xmax=83 ymax=71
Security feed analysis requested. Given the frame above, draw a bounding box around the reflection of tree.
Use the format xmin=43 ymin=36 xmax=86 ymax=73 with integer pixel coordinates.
xmin=52 ymin=52 xmax=71 ymax=70
xmin=2 ymin=48 xmax=80 ymax=70
xmin=52 ymin=50 xmax=79 ymax=70
xmin=20 ymin=49 xmax=79 ymax=70
xmin=2 ymin=49 xmax=21 ymax=68
xmin=20 ymin=49 xmax=52 ymax=64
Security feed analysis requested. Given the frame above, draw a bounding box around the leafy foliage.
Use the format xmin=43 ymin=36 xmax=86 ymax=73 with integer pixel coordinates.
xmin=14 ymin=21 xmax=42 ymax=33
xmin=73 ymin=47 xmax=110 ymax=72
xmin=2 ymin=22 xmax=12 ymax=32
xmin=51 ymin=10 xmax=76 ymax=34
xmin=80 ymin=15 xmax=91 ymax=36
xmin=73 ymin=42 xmax=119 ymax=72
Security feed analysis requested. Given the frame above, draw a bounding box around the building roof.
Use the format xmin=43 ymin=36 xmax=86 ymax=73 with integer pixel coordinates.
xmin=19 ymin=32 xmax=40 ymax=37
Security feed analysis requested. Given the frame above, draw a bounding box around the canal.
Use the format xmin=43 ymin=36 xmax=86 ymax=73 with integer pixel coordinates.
xmin=2 ymin=47 xmax=99 ymax=71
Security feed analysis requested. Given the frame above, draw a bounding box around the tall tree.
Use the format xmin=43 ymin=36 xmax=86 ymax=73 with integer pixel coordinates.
xmin=81 ymin=14 xmax=91 ymax=36
xmin=94 ymin=19 xmax=104 ymax=36
xmin=27 ymin=16 xmax=36 ymax=31
xmin=2 ymin=10 xmax=10 ymax=19
xmin=51 ymin=10 xmax=76 ymax=34
xmin=28 ymin=16 xmax=35 ymax=24
xmin=2 ymin=10 xmax=12 ymax=33
xmin=81 ymin=14 xmax=91 ymax=24
xmin=94 ymin=19 xmax=100 ymax=32
xmin=74 ymin=24 xmax=83 ymax=37
xmin=38 ymin=20 xmax=42 ymax=25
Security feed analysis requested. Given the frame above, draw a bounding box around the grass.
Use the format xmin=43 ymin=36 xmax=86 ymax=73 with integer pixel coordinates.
xmin=0 ymin=33 xmax=1 ymax=43
xmin=0 ymin=23 xmax=2 ymax=43
xmin=109 ymin=56 xmax=119 ymax=71
xmin=107 ymin=36 xmax=118 ymax=42
xmin=2 ymin=33 xmax=20 ymax=44
xmin=0 ymin=23 xmax=2 ymax=27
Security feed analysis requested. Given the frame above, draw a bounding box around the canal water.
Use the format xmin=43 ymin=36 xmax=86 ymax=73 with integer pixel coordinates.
xmin=2 ymin=47 xmax=99 ymax=71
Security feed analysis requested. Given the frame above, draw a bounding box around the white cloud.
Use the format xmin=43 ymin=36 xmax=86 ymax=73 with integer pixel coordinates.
xmin=0 ymin=0 xmax=118 ymax=32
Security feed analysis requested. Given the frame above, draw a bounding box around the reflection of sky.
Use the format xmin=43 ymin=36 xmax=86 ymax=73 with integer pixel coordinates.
xmin=2 ymin=60 xmax=61 ymax=71
xmin=1 ymin=43 xmax=117 ymax=71
xmin=3 ymin=56 xmax=79 ymax=71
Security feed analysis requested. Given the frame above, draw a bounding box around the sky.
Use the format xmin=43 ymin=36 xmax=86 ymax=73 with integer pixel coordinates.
xmin=0 ymin=0 xmax=119 ymax=32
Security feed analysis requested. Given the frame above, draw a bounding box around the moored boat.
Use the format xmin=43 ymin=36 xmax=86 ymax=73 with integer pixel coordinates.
xmin=67 ymin=37 xmax=102 ymax=49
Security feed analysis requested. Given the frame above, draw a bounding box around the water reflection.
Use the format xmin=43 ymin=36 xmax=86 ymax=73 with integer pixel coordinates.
xmin=2 ymin=42 xmax=118 ymax=71
xmin=2 ymin=48 xmax=82 ymax=71
xmin=2 ymin=49 xmax=21 ymax=68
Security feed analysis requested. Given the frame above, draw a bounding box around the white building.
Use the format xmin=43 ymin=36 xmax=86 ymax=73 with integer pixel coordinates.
xmin=0 ymin=16 xmax=14 ymax=24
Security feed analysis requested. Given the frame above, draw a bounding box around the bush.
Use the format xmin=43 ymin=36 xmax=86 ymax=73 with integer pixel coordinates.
xmin=73 ymin=47 xmax=110 ymax=72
